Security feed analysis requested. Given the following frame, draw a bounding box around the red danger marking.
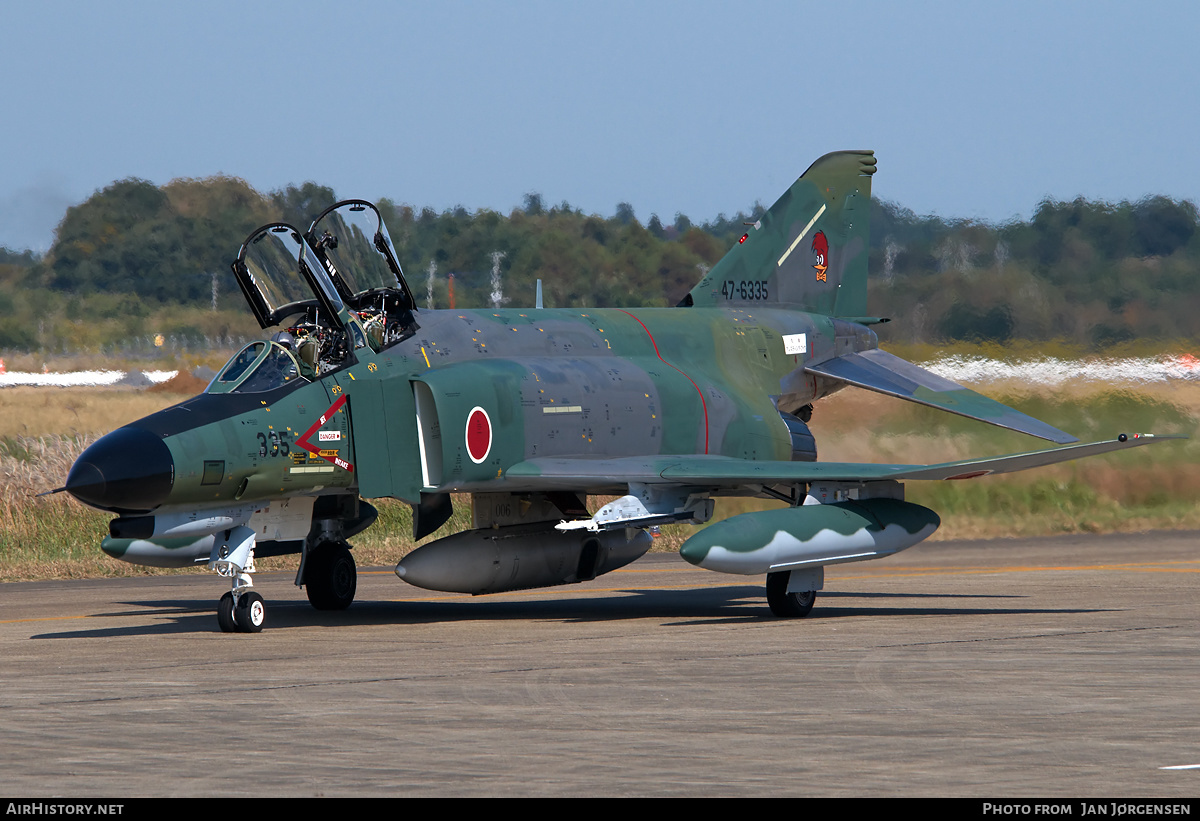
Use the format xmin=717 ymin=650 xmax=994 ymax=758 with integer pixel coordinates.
xmin=466 ymin=407 xmax=492 ymax=463
xmin=296 ymin=394 xmax=354 ymax=472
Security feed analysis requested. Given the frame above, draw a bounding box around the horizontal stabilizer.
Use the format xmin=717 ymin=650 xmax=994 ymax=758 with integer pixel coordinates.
xmin=504 ymin=434 xmax=1180 ymax=488
xmin=805 ymin=349 xmax=1078 ymax=444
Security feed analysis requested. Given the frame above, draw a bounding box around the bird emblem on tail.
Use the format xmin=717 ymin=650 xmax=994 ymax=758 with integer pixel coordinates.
xmin=812 ymin=231 xmax=829 ymax=282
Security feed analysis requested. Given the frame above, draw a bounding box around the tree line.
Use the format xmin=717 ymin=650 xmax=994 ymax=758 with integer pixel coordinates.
xmin=0 ymin=174 xmax=1197 ymax=352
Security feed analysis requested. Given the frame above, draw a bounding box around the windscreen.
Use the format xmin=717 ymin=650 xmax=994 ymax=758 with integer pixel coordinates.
xmin=208 ymin=341 xmax=307 ymax=394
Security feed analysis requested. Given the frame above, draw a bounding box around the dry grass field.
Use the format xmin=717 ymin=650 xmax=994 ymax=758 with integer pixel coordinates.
xmin=2 ymin=374 xmax=1197 ymax=581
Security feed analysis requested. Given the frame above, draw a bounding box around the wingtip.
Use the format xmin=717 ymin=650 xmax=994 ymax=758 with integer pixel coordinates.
xmin=1118 ymin=432 xmax=1188 ymax=442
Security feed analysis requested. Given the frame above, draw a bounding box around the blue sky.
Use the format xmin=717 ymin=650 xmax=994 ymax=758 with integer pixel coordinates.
xmin=1 ymin=1 xmax=1196 ymax=251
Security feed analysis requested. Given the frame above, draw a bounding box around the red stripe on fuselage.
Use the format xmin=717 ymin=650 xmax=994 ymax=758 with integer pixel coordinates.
xmin=617 ymin=309 xmax=709 ymax=455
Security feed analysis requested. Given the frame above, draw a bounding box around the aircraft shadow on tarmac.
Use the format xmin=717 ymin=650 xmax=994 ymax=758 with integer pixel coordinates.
xmin=31 ymin=586 xmax=1110 ymax=639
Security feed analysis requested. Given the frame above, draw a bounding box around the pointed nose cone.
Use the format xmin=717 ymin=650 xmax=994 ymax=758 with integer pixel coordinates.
xmin=66 ymin=427 xmax=174 ymax=513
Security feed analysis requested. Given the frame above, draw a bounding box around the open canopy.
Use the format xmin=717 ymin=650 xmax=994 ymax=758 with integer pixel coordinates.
xmin=308 ymin=200 xmax=414 ymax=309
xmin=232 ymin=223 xmax=346 ymax=330
xmin=308 ymin=200 xmax=418 ymax=350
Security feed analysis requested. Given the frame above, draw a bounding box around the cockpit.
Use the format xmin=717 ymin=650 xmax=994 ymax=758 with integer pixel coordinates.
xmin=207 ymin=340 xmax=309 ymax=395
xmin=218 ymin=200 xmax=418 ymax=394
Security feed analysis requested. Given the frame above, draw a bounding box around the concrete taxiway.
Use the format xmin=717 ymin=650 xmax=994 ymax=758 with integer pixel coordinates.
xmin=1 ymin=531 xmax=1197 ymax=797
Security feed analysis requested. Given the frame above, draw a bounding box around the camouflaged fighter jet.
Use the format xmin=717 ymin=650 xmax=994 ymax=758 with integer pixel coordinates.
xmin=62 ymin=150 xmax=1176 ymax=632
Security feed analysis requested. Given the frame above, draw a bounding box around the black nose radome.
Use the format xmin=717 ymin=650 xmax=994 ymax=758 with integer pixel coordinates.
xmin=66 ymin=427 xmax=174 ymax=513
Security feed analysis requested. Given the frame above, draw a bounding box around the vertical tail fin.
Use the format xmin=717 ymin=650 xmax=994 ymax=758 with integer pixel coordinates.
xmin=685 ymin=150 xmax=875 ymax=316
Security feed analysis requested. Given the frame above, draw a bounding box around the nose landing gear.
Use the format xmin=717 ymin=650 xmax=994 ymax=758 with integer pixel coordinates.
xmin=210 ymin=525 xmax=266 ymax=633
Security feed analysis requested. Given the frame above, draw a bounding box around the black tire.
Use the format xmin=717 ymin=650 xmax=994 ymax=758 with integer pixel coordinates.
xmin=305 ymin=542 xmax=357 ymax=610
xmin=766 ymin=571 xmax=816 ymax=618
xmin=217 ymin=591 xmax=237 ymax=633
xmin=235 ymin=591 xmax=266 ymax=633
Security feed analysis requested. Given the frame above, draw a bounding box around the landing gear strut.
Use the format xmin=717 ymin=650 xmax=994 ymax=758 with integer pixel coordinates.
xmin=766 ymin=570 xmax=817 ymax=617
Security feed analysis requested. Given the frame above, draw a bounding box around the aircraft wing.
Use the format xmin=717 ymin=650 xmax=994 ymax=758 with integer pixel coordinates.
xmin=805 ymin=349 xmax=1078 ymax=444
xmin=504 ymin=434 xmax=1179 ymax=488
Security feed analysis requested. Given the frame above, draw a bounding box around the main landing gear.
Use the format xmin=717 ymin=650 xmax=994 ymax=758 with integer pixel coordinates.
xmin=304 ymin=541 xmax=357 ymax=610
xmin=766 ymin=569 xmax=818 ymax=618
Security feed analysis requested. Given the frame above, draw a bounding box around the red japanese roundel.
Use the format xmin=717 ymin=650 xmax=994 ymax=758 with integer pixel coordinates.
xmin=465 ymin=406 xmax=492 ymax=464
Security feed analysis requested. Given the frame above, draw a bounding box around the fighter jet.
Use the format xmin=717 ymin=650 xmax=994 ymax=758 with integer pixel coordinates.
xmin=61 ymin=151 xmax=1175 ymax=632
